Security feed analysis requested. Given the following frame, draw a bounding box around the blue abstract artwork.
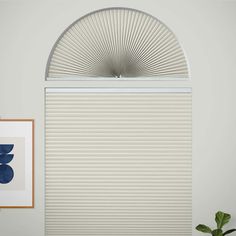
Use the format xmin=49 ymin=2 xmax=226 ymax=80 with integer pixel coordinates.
xmin=0 ymin=144 xmax=14 ymax=184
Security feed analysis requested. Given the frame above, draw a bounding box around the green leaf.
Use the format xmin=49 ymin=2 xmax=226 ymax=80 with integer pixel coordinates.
xmin=212 ymin=229 xmax=223 ymax=236
xmin=196 ymin=224 xmax=212 ymax=233
xmin=215 ymin=211 xmax=231 ymax=229
xmin=223 ymin=229 xmax=236 ymax=236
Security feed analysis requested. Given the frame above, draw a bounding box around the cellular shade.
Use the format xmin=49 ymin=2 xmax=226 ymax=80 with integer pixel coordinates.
xmin=46 ymin=8 xmax=189 ymax=79
xmin=45 ymin=88 xmax=192 ymax=236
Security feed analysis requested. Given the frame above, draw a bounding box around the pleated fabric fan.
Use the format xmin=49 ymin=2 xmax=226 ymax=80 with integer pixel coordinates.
xmin=46 ymin=8 xmax=189 ymax=79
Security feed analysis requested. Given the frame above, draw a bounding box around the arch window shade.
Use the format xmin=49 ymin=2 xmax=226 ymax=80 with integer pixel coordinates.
xmin=45 ymin=7 xmax=191 ymax=236
xmin=46 ymin=8 xmax=189 ymax=79
xmin=45 ymin=88 xmax=192 ymax=236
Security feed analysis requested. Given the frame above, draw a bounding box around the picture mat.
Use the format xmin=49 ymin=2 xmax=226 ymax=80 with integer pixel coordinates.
xmin=0 ymin=137 xmax=25 ymax=190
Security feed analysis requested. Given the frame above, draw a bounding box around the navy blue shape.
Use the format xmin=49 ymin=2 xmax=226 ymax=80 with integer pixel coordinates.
xmin=0 ymin=144 xmax=14 ymax=154
xmin=0 ymin=164 xmax=14 ymax=184
xmin=0 ymin=154 xmax=14 ymax=164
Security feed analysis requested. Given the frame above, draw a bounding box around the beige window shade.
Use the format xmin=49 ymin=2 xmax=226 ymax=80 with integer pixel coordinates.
xmin=45 ymin=88 xmax=192 ymax=236
xmin=46 ymin=8 xmax=189 ymax=79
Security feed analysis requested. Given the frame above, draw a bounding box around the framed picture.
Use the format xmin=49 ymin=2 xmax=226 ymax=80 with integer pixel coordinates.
xmin=0 ymin=119 xmax=34 ymax=208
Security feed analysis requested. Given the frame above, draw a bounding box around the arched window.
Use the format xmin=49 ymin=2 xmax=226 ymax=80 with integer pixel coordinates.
xmin=46 ymin=8 xmax=189 ymax=79
xmin=45 ymin=8 xmax=191 ymax=236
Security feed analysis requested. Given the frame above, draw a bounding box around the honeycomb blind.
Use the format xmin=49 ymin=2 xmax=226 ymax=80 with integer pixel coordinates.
xmin=46 ymin=8 xmax=189 ymax=79
xmin=45 ymin=88 xmax=192 ymax=236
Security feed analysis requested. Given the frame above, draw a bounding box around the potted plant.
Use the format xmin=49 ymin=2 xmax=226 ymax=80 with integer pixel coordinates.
xmin=196 ymin=211 xmax=236 ymax=236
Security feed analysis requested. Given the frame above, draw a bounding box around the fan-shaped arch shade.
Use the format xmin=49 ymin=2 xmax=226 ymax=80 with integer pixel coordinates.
xmin=46 ymin=8 xmax=189 ymax=79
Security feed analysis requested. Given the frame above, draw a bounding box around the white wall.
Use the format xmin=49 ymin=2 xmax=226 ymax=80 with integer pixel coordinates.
xmin=0 ymin=1 xmax=236 ymax=235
